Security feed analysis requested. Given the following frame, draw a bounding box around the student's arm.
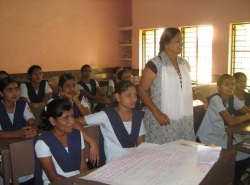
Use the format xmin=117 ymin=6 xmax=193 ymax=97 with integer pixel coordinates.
xmin=136 ymin=135 xmax=145 ymax=146
xmin=0 ymin=127 xmax=31 ymax=138
xmin=73 ymin=91 xmax=91 ymax=116
xmin=73 ymin=122 xmax=99 ymax=166
xmin=192 ymin=89 xmax=208 ymax=110
xmin=138 ymin=67 xmax=170 ymax=125
xmin=38 ymin=156 xmax=65 ymax=182
xmin=80 ymin=149 xmax=89 ymax=173
xmin=219 ymin=110 xmax=250 ymax=125
xmin=239 ymin=105 xmax=250 ymax=114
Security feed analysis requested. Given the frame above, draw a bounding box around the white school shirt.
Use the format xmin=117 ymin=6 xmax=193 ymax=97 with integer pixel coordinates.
xmin=85 ymin=111 xmax=147 ymax=163
xmin=107 ymin=79 xmax=114 ymax=95
xmin=196 ymin=95 xmax=250 ymax=161
xmin=0 ymin=101 xmax=35 ymax=183
xmin=19 ymin=81 xmax=53 ymax=103
xmin=35 ymin=132 xmax=85 ymax=185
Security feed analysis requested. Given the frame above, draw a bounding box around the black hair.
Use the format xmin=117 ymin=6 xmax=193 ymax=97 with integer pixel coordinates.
xmin=117 ymin=69 xmax=131 ymax=80
xmin=40 ymin=99 xmax=72 ymax=131
xmin=0 ymin=71 xmax=9 ymax=79
xmin=113 ymin=66 xmax=123 ymax=75
xmin=159 ymin=28 xmax=181 ymax=54
xmin=59 ymin=73 xmax=76 ymax=87
xmin=0 ymin=78 xmax=17 ymax=92
xmin=80 ymin=64 xmax=92 ymax=73
xmin=217 ymin=74 xmax=235 ymax=87
xmin=233 ymin=72 xmax=247 ymax=81
xmin=28 ymin=65 xmax=42 ymax=75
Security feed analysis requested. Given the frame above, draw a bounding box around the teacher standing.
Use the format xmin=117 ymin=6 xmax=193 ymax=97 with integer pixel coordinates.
xmin=138 ymin=28 xmax=207 ymax=144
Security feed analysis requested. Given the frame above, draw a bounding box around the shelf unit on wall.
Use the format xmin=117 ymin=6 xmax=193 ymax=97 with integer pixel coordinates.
xmin=119 ymin=26 xmax=132 ymax=62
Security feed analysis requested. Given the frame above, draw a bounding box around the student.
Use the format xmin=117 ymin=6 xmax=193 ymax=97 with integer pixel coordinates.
xmin=54 ymin=73 xmax=91 ymax=117
xmin=0 ymin=78 xmax=37 ymax=185
xmin=117 ymin=69 xmax=141 ymax=110
xmin=53 ymin=73 xmax=99 ymax=166
xmin=0 ymin=70 xmax=9 ymax=81
xmin=20 ymin=65 xmax=53 ymax=107
xmin=196 ymin=74 xmax=250 ymax=185
xmin=75 ymin=80 xmax=146 ymax=164
xmin=77 ymin=64 xmax=109 ymax=112
xmin=117 ymin=69 xmax=132 ymax=82
xmin=34 ymin=99 xmax=89 ymax=185
xmin=233 ymin=72 xmax=250 ymax=116
xmin=107 ymin=66 xmax=123 ymax=95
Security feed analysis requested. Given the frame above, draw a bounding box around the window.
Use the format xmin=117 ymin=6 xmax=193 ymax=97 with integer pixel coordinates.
xmin=231 ymin=23 xmax=250 ymax=85
xmin=141 ymin=29 xmax=164 ymax=69
xmin=181 ymin=26 xmax=213 ymax=83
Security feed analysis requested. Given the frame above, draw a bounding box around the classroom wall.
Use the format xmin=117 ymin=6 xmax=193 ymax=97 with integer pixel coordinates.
xmin=0 ymin=0 xmax=132 ymax=74
xmin=132 ymin=0 xmax=250 ymax=76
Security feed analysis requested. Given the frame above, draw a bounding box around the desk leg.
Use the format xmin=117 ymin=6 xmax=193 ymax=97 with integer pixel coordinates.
xmin=1 ymin=149 xmax=10 ymax=185
xmin=227 ymin=132 xmax=233 ymax=150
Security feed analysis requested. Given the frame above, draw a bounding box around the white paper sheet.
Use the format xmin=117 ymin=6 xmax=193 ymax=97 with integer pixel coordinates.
xmin=197 ymin=145 xmax=222 ymax=164
xmin=80 ymin=140 xmax=215 ymax=185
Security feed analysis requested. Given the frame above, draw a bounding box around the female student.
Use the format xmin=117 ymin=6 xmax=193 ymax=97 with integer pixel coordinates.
xmin=34 ymin=99 xmax=89 ymax=185
xmin=117 ymin=69 xmax=132 ymax=82
xmin=20 ymin=65 xmax=53 ymax=107
xmin=107 ymin=66 xmax=123 ymax=95
xmin=55 ymin=73 xmax=91 ymax=117
xmin=233 ymin=72 xmax=250 ymax=116
xmin=77 ymin=64 xmax=109 ymax=112
xmin=75 ymin=80 xmax=146 ymax=164
xmin=0 ymin=78 xmax=37 ymax=184
xmin=196 ymin=74 xmax=250 ymax=185
xmin=54 ymin=73 xmax=99 ymax=166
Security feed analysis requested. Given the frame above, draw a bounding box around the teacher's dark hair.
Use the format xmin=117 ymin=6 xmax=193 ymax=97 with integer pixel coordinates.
xmin=40 ymin=99 xmax=72 ymax=131
xmin=159 ymin=28 xmax=181 ymax=54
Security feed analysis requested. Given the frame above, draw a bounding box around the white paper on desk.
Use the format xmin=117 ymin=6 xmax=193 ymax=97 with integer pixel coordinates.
xmin=197 ymin=145 xmax=222 ymax=164
xmin=80 ymin=140 xmax=214 ymax=185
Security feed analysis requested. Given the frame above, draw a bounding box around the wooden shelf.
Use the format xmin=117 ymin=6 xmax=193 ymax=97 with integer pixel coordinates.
xmin=119 ymin=58 xmax=132 ymax=61
xmin=119 ymin=26 xmax=132 ymax=31
xmin=119 ymin=44 xmax=132 ymax=46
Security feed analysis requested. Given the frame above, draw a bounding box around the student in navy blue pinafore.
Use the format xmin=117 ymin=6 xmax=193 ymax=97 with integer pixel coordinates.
xmin=34 ymin=99 xmax=89 ymax=185
xmin=0 ymin=78 xmax=38 ymax=185
xmin=77 ymin=64 xmax=109 ymax=112
xmin=75 ymin=80 xmax=147 ymax=166
xmin=20 ymin=65 xmax=53 ymax=108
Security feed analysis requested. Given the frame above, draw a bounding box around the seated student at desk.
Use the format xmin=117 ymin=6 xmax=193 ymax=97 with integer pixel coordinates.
xmin=233 ymin=72 xmax=250 ymax=116
xmin=34 ymin=99 xmax=89 ymax=185
xmin=77 ymin=64 xmax=109 ymax=112
xmin=196 ymin=74 xmax=250 ymax=185
xmin=20 ymin=65 xmax=53 ymax=108
xmin=0 ymin=78 xmax=38 ymax=185
xmin=75 ymin=81 xmax=146 ymax=165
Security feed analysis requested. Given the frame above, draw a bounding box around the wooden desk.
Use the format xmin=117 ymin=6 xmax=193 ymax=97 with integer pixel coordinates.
xmin=225 ymin=121 xmax=250 ymax=154
xmin=50 ymin=149 xmax=236 ymax=185
xmin=0 ymin=138 xmax=29 ymax=185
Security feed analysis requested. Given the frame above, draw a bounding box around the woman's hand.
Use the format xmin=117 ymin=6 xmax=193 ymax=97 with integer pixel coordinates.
xmin=73 ymin=90 xmax=80 ymax=101
xmin=153 ymin=110 xmax=170 ymax=126
xmin=27 ymin=126 xmax=38 ymax=138
xmin=195 ymin=90 xmax=208 ymax=110
xmin=89 ymin=145 xmax=100 ymax=166
xmin=60 ymin=92 xmax=73 ymax=102
xmin=16 ymin=127 xmax=32 ymax=138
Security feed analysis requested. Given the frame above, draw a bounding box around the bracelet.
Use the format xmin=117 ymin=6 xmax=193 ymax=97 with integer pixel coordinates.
xmin=90 ymin=146 xmax=98 ymax=149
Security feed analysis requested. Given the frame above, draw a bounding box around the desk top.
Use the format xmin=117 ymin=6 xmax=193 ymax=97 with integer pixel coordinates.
xmin=225 ymin=121 xmax=250 ymax=135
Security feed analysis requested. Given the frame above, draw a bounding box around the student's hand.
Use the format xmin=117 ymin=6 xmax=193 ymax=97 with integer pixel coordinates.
xmin=90 ymin=145 xmax=99 ymax=166
xmin=60 ymin=92 xmax=73 ymax=103
xmin=27 ymin=126 xmax=38 ymax=138
xmin=195 ymin=91 xmax=208 ymax=110
xmin=100 ymin=96 xmax=110 ymax=102
xmin=73 ymin=90 xmax=80 ymax=101
xmin=42 ymin=92 xmax=52 ymax=102
xmin=16 ymin=127 xmax=32 ymax=138
xmin=153 ymin=110 xmax=170 ymax=126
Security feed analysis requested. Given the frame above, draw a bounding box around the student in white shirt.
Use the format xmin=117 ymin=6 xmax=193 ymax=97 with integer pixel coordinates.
xmin=196 ymin=74 xmax=250 ymax=185
xmin=34 ymin=99 xmax=89 ymax=185
xmin=0 ymin=78 xmax=37 ymax=184
xmin=76 ymin=80 xmax=147 ymax=165
xmin=20 ymin=65 xmax=53 ymax=108
xmin=107 ymin=66 xmax=123 ymax=95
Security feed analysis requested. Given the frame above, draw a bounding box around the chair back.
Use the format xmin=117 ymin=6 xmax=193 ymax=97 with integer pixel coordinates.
xmin=30 ymin=106 xmax=45 ymax=127
xmin=9 ymin=139 xmax=35 ymax=185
